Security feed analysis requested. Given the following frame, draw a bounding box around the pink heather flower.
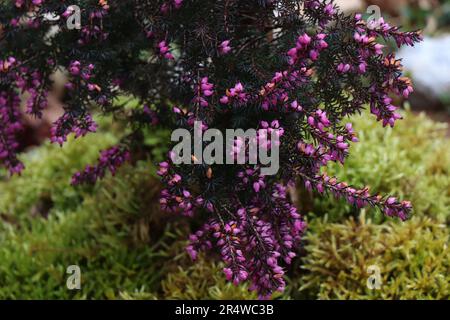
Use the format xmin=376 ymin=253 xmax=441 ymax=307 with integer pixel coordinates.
xmin=69 ymin=61 xmax=81 ymax=75
xmin=374 ymin=44 xmax=385 ymax=55
xmin=358 ymin=62 xmax=367 ymax=74
xmin=297 ymin=33 xmax=311 ymax=46
xmin=174 ymin=0 xmax=183 ymax=9
xmin=220 ymin=96 xmax=229 ymax=104
xmin=290 ymin=100 xmax=303 ymax=112
xmin=10 ymin=18 xmax=19 ymax=27
xmin=337 ymin=63 xmax=351 ymax=73
xmin=403 ymin=86 xmax=414 ymax=98
xmin=62 ymin=7 xmax=75 ymax=18
xmin=324 ymin=4 xmax=335 ymax=16
xmin=316 ymin=35 xmax=328 ymax=49
xmin=186 ymin=245 xmax=197 ymax=260
xmin=161 ymin=0 xmax=183 ymax=13
xmin=337 ymin=142 xmax=349 ymax=150
xmin=219 ymin=40 xmax=232 ymax=55
xmin=160 ymin=3 xmax=170 ymax=14
xmin=309 ymin=49 xmax=319 ymax=60
xmin=158 ymin=41 xmax=168 ymax=54
xmin=234 ymin=82 xmax=243 ymax=92
xmin=287 ymin=47 xmax=297 ymax=59
xmin=223 ymin=268 xmax=233 ymax=281
xmin=194 ymin=77 xmax=214 ymax=107
xmin=354 ymin=32 xmax=370 ymax=44
xmin=158 ymin=41 xmax=174 ymax=60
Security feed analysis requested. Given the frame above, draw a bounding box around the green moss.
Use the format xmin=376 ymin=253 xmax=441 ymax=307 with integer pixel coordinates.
xmin=160 ymin=260 xmax=257 ymax=300
xmin=118 ymin=240 xmax=260 ymax=300
xmin=0 ymin=134 xmax=185 ymax=298
xmin=0 ymin=133 xmax=117 ymax=223
xmin=299 ymin=212 xmax=449 ymax=300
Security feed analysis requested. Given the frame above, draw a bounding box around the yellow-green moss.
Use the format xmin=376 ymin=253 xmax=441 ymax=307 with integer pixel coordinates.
xmin=300 ymin=212 xmax=449 ymax=299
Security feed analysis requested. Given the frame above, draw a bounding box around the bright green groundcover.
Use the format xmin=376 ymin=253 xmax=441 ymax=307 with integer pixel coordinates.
xmin=0 ymin=110 xmax=448 ymax=299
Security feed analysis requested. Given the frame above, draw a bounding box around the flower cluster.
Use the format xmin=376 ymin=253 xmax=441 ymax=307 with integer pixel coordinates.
xmin=220 ymin=82 xmax=247 ymax=106
xmin=0 ymin=56 xmax=25 ymax=174
xmin=142 ymin=105 xmax=159 ymax=126
xmin=301 ymin=173 xmax=413 ymax=221
xmin=68 ymin=60 xmax=96 ymax=84
xmin=78 ymin=4 xmax=110 ymax=45
xmin=0 ymin=90 xmax=24 ymax=174
xmin=185 ymin=182 xmax=307 ymax=298
xmin=15 ymin=0 xmax=44 ymax=8
xmin=219 ymin=40 xmax=232 ymax=55
xmin=158 ymin=160 xmax=204 ymax=217
xmin=258 ymin=120 xmax=284 ymax=150
xmin=50 ymin=113 xmax=98 ymax=146
xmin=194 ymin=77 xmax=214 ymax=107
xmin=71 ymin=146 xmax=130 ymax=185
xmin=157 ymin=41 xmax=175 ymax=60
xmin=161 ymin=0 xmax=184 ymax=14
xmin=15 ymin=67 xmax=49 ymax=118
xmin=47 ymin=60 xmax=102 ymax=146
xmin=287 ymin=33 xmax=328 ymax=65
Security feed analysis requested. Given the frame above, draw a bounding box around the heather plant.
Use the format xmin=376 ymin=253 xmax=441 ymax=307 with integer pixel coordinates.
xmin=0 ymin=0 xmax=422 ymax=297
xmin=0 ymin=131 xmax=117 ymax=222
